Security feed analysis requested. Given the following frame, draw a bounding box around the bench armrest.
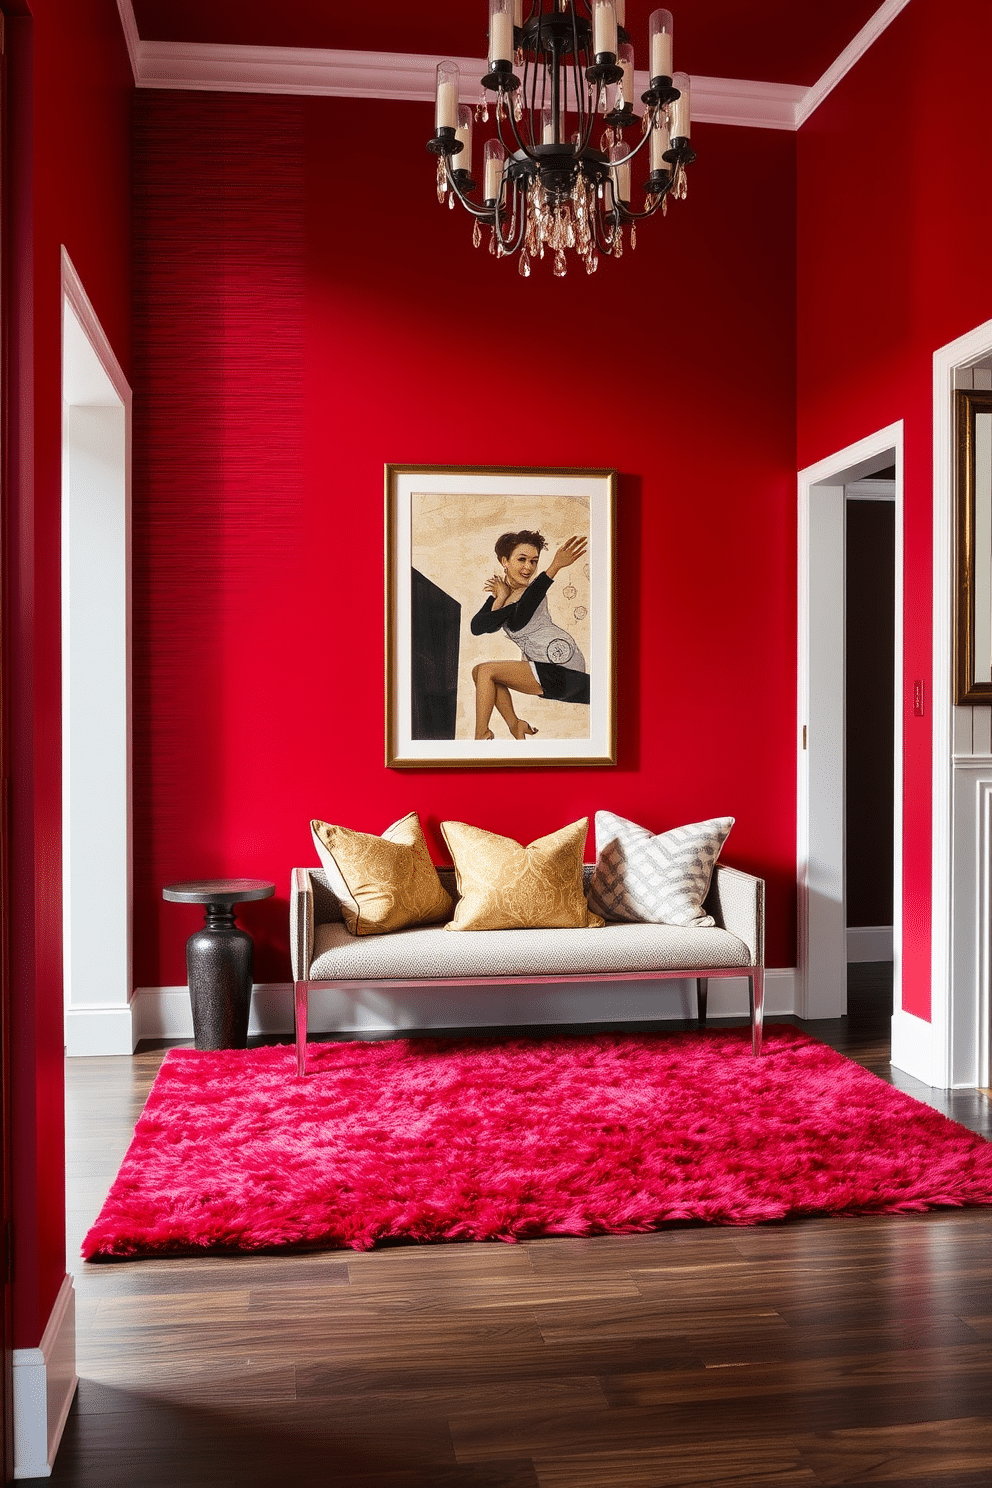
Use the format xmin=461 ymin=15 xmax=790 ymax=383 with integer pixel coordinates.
xmin=705 ymin=864 xmax=765 ymax=967
xmin=290 ymin=867 xmax=315 ymax=982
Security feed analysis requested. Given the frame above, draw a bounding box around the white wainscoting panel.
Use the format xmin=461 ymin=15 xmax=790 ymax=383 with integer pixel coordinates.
xmin=13 ymin=1276 xmax=77 ymax=1480
xmin=947 ymin=762 xmax=992 ymax=1088
xmin=134 ymin=971 xmax=797 ymax=1041
xmin=846 ymin=926 xmax=893 ymax=963
xmin=890 ymin=1007 xmax=939 ymax=1088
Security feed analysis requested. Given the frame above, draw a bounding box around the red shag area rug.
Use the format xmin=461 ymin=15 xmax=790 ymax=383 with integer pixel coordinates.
xmin=82 ymin=1027 xmax=992 ymax=1259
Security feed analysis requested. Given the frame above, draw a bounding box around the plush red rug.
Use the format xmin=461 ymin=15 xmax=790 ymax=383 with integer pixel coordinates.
xmin=82 ymin=1027 xmax=992 ymax=1259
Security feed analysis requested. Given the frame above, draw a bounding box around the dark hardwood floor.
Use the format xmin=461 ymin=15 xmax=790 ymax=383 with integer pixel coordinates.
xmin=47 ymin=970 xmax=992 ymax=1486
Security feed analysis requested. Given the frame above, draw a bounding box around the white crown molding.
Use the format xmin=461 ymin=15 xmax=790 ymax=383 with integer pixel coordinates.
xmin=115 ymin=0 xmax=140 ymax=83
xmin=116 ymin=0 xmax=909 ymax=131
xmin=795 ymin=0 xmax=912 ymax=127
xmin=134 ymin=41 xmax=804 ymax=129
xmin=689 ymin=74 xmax=805 ymax=131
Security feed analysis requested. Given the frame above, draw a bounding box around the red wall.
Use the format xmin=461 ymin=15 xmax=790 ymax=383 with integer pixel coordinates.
xmin=132 ymin=92 xmax=799 ymax=984
xmin=796 ymin=0 xmax=992 ymax=1020
xmin=7 ymin=0 xmax=132 ymax=1346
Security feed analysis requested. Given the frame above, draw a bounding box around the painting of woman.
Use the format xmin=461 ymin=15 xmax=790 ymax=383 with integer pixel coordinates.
xmin=470 ymin=529 xmax=589 ymax=740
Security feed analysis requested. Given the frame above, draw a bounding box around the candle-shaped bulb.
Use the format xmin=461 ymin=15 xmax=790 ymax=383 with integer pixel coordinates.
xmin=610 ymin=141 xmax=631 ymax=203
xmin=613 ymin=0 xmax=625 ymax=25
xmin=618 ymin=41 xmax=634 ymax=106
xmin=489 ymin=0 xmax=514 ymax=65
xmin=593 ymin=0 xmax=618 ymax=57
xmin=650 ymin=108 xmax=671 ymax=173
xmin=649 ymin=9 xmax=674 ymax=79
xmin=454 ymin=105 xmax=473 ymax=176
xmin=483 ymin=137 xmax=506 ymax=202
xmin=513 ymin=0 xmax=523 ymax=24
xmin=542 ymin=106 xmax=556 ymax=146
xmin=670 ymin=70 xmax=691 ymax=139
xmin=435 ymin=61 xmax=460 ymax=132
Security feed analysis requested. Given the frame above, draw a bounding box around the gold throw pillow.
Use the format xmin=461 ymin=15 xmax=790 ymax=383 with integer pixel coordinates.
xmin=310 ymin=812 xmax=453 ymax=936
xmin=441 ymin=818 xmax=604 ymax=932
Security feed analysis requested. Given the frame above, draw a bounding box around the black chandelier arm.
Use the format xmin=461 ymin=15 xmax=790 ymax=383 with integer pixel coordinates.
xmin=576 ymin=77 xmax=607 ymax=155
xmin=492 ymin=85 xmax=539 ymax=161
xmin=444 ymin=159 xmax=498 ymax=220
xmin=592 ymin=194 xmax=621 ymax=255
xmin=617 ymin=176 xmax=675 ymax=221
xmin=569 ymin=5 xmax=590 ymax=145
xmin=610 ymin=105 xmax=663 ymax=166
xmin=494 ymin=177 xmax=528 ymax=256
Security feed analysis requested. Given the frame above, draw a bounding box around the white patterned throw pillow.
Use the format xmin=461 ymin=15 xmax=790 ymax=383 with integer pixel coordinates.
xmin=587 ymin=811 xmax=734 ymax=927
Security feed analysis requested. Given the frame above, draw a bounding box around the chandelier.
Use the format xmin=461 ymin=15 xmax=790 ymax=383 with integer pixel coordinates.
xmin=427 ymin=2 xmax=695 ymax=276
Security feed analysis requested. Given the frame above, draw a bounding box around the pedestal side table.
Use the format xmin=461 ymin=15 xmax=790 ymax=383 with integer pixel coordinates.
xmin=163 ymin=879 xmax=275 ymax=1051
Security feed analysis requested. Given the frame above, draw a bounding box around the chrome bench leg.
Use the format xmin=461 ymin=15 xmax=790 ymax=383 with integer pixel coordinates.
xmin=294 ymin=981 xmax=309 ymax=1077
xmin=748 ymin=968 xmax=765 ymax=1055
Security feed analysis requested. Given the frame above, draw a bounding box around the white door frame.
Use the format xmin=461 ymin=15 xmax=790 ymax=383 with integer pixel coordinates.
xmin=932 ymin=318 xmax=992 ymax=1090
xmin=797 ymin=423 xmax=904 ymax=1032
xmin=61 ymin=248 xmax=134 ymax=1055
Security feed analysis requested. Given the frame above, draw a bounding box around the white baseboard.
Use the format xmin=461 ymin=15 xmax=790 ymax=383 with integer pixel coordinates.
xmin=13 ymin=1275 xmax=77 ymax=1479
xmin=133 ymin=972 xmax=797 ymax=1040
xmin=846 ymin=925 xmax=894 ymax=962
xmin=65 ymin=1002 xmax=135 ymax=1057
xmin=890 ymin=1007 xmax=938 ymax=1087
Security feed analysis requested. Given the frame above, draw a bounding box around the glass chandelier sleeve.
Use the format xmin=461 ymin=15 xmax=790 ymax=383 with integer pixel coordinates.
xmin=618 ymin=42 xmax=634 ymax=106
xmin=483 ymin=138 xmax=506 ymax=202
xmin=610 ymin=141 xmax=631 ymax=203
xmin=650 ymin=107 xmax=671 ymax=173
xmin=592 ymin=1 xmax=618 ymax=58
xmin=455 ymin=105 xmax=474 ymax=177
xmin=649 ymin=9 xmax=674 ymax=80
xmin=513 ymin=0 xmax=523 ymax=23
xmin=614 ymin=0 xmax=625 ymax=26
xmin=670 ymin=70 xmax=691 ymax=139
xmin=489 ymin=0 xmax=514 ymax=66
xmin=435 ymin=61 xmax=460 ymax=132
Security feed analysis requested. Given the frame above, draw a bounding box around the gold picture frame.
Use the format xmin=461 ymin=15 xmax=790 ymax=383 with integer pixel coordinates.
xmin=385 ymin=464 xmax=616 ymax=768
xmin=955 ymin=389 xmax=992 ymax=704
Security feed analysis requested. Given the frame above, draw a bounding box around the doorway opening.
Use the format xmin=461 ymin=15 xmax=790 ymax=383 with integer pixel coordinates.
xmin=797 ymin=424 xmax=904 ymax=1034
xmin=61 ymin=251 xmax=133 ymax=1056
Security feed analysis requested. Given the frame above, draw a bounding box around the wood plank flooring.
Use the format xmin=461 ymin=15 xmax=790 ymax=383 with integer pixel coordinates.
xmin=48 ymin=973 xmax=992 ymax=1486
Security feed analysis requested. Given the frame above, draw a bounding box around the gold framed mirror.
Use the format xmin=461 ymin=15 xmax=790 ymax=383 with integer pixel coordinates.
xmin=955 ymin=388 xmax=992 ymax=704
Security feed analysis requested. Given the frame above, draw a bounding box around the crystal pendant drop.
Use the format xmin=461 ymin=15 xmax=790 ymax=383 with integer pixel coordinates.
xmin=519 ymin=251 xmax=531 ymax=278
xmin=614 ymin=225 xmax=623 ymax=258
xmin=489 ymin=227 xmax=497 ymax=254
xmin=449 ymin=192 xmax=456 ymax=209
xmin=437 ymin=159 xmax=446 ymax=204
xmin=630 ymin=223 xmax=637 ymax=250
xmin=473 ymin=220 xmax=482 ymax=248
xmin=554 ymin=249 xmax=567 ymax=277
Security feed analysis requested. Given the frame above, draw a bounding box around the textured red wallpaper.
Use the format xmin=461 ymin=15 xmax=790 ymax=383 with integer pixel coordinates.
xmin=8 ymin=0 xmax=133 ymax=1349
xmin=132 ymin=90 xmax=799 ymax=987
xmin=797 ymin=0 xmax=992 ymax=1020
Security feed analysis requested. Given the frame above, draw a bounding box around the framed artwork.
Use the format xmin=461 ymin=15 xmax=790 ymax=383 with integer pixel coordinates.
xmin=955 ymin=388 xmax=992 ymax=703
xmin=385 ymin=464 xmax=616 ymax=768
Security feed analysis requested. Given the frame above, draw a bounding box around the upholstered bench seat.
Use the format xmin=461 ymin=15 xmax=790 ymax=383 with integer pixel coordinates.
xmin=291 ymin=862 xmax=766 ymax=1076
xmin=310 ymin=919 xmax=752 ymax=982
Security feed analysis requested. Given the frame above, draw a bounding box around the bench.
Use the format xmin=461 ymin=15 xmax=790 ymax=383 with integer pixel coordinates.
xmin=290 ymin=863 xmax=765 ymax=1077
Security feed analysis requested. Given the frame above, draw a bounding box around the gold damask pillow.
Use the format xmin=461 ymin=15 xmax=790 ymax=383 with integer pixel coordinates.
xmin=440 ymin=818 xmax=604 ymax=932
xmin=310 ymin=812 xmax=453 ymax=936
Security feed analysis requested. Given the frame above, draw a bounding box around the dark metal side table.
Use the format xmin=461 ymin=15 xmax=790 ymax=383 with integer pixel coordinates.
xmin=162 ymin=879 xmax=275 ymax=1051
